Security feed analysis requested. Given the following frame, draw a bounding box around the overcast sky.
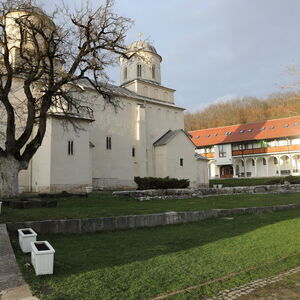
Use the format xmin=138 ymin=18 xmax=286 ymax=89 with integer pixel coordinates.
xmin=44 ymin=0 xmax=300 ymax=112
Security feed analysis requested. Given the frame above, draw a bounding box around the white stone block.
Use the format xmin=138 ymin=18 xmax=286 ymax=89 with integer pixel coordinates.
xmin=85 ymin=186 xmax=93 ymax=193
xmin=18 ymin=228 xmax=37 ymax=253
xmin=31 ymin=241 xmax=55 ymax=275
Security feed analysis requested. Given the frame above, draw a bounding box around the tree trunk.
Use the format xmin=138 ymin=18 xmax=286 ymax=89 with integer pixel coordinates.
xmin=0 ymin=155 xmax=21 ymax=198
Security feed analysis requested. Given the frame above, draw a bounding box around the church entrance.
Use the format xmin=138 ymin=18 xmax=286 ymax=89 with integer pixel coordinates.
xmin=220 ymin=165 xmax=233 ymax=178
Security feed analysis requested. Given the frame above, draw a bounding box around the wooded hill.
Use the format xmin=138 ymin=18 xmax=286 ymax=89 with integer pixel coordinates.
xmin=184 ymin=92 xmax=300 ymax=130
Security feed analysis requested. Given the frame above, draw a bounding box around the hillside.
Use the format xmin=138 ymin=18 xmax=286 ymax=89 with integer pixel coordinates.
xmin=184 ymin=92 xmax=300 ymax=130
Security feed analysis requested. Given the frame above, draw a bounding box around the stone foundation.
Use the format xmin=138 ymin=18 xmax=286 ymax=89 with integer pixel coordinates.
xmin=92 ymin=178 xmax=137 ymax=190
xmin=113 ymin=184 xmax=300 ymax=200
xmin=6 ymin=203 xmax=300 ymax=235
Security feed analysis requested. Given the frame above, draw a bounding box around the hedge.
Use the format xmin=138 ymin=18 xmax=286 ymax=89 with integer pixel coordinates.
xmin=209 ymin=175 xmax=300 ymax=187
xmin=134 ymin=176 xmax=190 ymax=190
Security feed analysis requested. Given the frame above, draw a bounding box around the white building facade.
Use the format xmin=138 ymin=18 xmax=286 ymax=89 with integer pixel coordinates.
xmin=190 ymin=117 xmax=300 ymax=179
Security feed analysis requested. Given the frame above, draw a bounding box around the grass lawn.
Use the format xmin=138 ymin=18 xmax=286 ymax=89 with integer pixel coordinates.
xmin=2 ymin=192 xmax=300 ymax=223
xmin=11 ymin=208 xmax=300 ymax=299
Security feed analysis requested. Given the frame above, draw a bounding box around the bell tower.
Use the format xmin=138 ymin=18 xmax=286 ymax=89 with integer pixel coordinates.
xmin=120 ymin=36 xmax=162 ymax=86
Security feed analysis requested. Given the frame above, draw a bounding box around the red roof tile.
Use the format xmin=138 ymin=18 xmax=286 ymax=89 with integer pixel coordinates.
xmin=189 ymin=116 xmax=300 ymax=147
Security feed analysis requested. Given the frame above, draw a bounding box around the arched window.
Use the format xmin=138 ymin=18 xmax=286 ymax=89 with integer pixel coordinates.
xmin=124 ymin=67 xmax=127 ymax=80
xmin=152 ymin=64 xmax=155 ymax=79
xmin=274 ymin=157 xmax=278 ymax=165
xmin=137 ymin=64 xmax=142 ymax=77
xmin=263 ymin=158 xmax=267 ymax=165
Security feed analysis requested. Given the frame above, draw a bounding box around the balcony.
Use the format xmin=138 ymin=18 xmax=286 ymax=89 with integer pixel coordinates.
xmin=232 ymin=144 xmax=300 ymax=156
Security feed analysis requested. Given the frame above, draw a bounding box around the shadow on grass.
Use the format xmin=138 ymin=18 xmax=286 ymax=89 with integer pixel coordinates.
xmin=10 ymin=208 xmax=300 ymax=282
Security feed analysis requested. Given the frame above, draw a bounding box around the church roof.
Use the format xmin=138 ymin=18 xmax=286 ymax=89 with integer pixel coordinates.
xmin=189 ymin=116 xmax=300 ymax=147
xmin=128 ymin=40 xmax=158 ymax=54
xmin=74 ymin=78 xmax=184 ymax=110
xmin=153 ymin=129 xmax=194 ymax=146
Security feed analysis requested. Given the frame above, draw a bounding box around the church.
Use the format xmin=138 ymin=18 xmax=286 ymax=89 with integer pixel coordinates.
xmin=18 ymin=34 xmax=209 ymax=192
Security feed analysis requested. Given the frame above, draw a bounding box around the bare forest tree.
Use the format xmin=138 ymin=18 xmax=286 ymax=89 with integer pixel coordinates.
xmin=0 ymin=0 xmax=134 ymax=197
xmin=184 ymin=92 xmax=300 ymax=131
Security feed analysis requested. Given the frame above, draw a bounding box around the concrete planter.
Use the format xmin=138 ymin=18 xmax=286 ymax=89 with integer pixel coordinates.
xmin=213 ymin=184 xmax=218 ymax=189
xmin=31 ymin=241 xmax=55 ymax=275
xmin=218 ymin=184 xmax=223 ymax=189
xmin=85 ymin=186 xmax=93 ymax=193
xmin=18 ymin=228 xmax=37 ymax=253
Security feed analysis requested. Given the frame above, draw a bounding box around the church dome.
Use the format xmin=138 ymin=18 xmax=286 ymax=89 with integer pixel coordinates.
xmin=128 ymin=40 xmax=158 ymax=55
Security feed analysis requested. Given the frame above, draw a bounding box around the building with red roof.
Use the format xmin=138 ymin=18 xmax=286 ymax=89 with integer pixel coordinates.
xmin=189 ymin=116 xmax=300 ymax=179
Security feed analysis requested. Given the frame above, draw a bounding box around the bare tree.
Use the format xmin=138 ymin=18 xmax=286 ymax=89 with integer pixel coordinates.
xmin=0 ymin=0 xmax=133 ymax=197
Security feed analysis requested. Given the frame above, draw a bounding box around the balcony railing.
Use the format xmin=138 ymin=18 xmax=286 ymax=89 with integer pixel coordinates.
xmin=232 ymin=145 xmax=300 ymax=156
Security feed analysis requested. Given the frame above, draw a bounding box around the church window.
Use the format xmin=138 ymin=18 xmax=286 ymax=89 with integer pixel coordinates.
xmin=252 ymin=159 xmax=255 ymax=166
xmin=132 ymin=147 xmax=135 ymax=157
xmin=180 ymin=158 xmax=183 ymax=166
xmin=137 ymin=64 xmax=142 ymax=77
xmin=67 ymin=101 xmax=72 ymax=111
xmin=124 ymin=67 xmax=127 ymax=80
xmin=68 ymin=140 xmax=74 ymax=155
xmin=106 ymin=137 xmax=112 ymax=150
xmin=274 ymin=157 xmax=278 ymax=164
xmin=152 ymin=64 xmax=155 ymax=79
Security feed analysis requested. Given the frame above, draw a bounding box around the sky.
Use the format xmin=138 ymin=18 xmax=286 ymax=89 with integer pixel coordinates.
xmin=43 ymin=0 xmax=300 ymax=112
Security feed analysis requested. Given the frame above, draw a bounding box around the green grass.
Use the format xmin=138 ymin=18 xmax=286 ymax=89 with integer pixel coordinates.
xmin=11 ymin=208 xmax=300 ymax=299
xmin=1 ymin=192 xmax=300 ymax=223
xmin=210 ymin=176 xmax=300 ymax=187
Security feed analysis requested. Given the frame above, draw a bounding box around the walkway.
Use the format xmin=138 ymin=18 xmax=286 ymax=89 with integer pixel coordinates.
xmin=213 ymin=266 xmax=300 ymax=299
xmin=0 ymin=224 xmax=36 ymax=300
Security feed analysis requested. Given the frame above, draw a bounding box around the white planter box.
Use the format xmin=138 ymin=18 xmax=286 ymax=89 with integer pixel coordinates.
xmin=31 ymin=241 xmax=55 ymax=275
xmin=85 ymin=186 xmax=93 ymax=193
xmin=218 ymin=184 xmax=223 ymax=189
xmin=18 ymin=228 xmax=37 ymax=253
xmin=213 ymin=184 xmax=218 ymax=189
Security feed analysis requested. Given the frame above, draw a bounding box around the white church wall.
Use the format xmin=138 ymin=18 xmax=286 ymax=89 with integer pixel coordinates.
xmin=48 ymin=117 xmax=92 ymax=192
xmin=164 ymin=132 xmax=199 ymax=187
xmin=90 ymin=95 xmax=138 ymax=189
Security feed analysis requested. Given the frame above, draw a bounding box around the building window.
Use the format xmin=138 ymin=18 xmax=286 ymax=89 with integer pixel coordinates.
xmin=124 ymin=67 xmax=127 ymax=80
xmin=106 ymin=137 xmax=112 ymax=150
xmin=274 ymin=157 xmax=278 ymax=165
xmin=152 ymin=64 xmax=155 ymax=79
xmin=180 ymin=158 xmax=183 ymax=166
xmin=132 ymin=147 xmax=135 ymax=157
xmin=219 ymin=145 xmax=226 ymax=157
xmin=68 ymin=140 xmax=74 ymax=155
xmin=137 ymin=64 xmax=142 ymax=77
xmin=263 ymin=158 xmax=267 ymax=165
xmin=252 ymin=159 xmax=255 ymax=166
xmin=241 ymin=160 xmax=244 ymax=167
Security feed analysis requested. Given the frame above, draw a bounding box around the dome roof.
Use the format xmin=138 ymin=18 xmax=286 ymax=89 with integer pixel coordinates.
xmin=128 ymin=40 xmax=158 ymax=55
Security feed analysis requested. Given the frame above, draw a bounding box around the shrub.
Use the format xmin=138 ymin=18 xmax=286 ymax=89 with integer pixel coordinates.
xmin=284 ymin=175 xmax=300 ymax=184
xmin=209 ymin=176 xmax=300 ymax=187
xmin=134 ymin=176 xmax=190 ymax=190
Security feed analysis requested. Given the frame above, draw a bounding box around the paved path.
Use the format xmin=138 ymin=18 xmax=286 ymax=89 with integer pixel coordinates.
xmin=0 ymin=224 xmax=37 ymax=300
xmin=212 ymin=266 xmax=300 ymax=300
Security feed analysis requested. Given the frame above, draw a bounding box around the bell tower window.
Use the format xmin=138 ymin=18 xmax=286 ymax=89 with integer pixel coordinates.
xmin=137 ymin=64 xmax=142 ymax=77
xmin=152 ymin=64 xmax=155 ymax=79
xmin=124 ymin=67 xmax=127 ymax=80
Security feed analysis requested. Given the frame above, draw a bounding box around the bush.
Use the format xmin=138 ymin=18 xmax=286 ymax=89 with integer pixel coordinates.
xmin=134 ymin=176 xmax=190 ymax=190
xmin=210 ymin=176 xmax=300 ymax=187
xmin=284 ymin=175 xmax=300 ymax=184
